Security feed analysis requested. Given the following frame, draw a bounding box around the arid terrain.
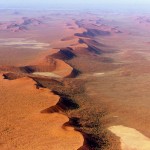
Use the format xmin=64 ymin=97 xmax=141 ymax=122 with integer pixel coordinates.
xmin=0 ymin=9 xmax=150 ymax=150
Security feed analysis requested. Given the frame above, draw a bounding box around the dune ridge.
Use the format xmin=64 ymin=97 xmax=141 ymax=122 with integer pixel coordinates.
xmin=0 ymin=74 xmax=84 ymax=150
xmin=0 ymin=16 xmax=113 ymax=78
xmin=0 ymin=17 xmax=122 ymax=150
xmin=0 ymin=20 xmax=93 ymax=150
xmin=0 ymin=17 xmax=43 ymax=32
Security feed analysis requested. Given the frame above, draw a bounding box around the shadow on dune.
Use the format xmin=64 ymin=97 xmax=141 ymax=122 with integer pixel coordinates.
xmin=41 ymin=95 xmax=79 ymax=114
xmin=75 ymin=28 xmax=110 ymax=38
xmin=78 ymin=38 xmax=107 ymax=48
xmin=51 ymin=47 xmax=76 ymax=60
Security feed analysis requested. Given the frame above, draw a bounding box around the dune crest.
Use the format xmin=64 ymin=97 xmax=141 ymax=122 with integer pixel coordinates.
xmin=0 ymin=75 xmax=83 ymax=150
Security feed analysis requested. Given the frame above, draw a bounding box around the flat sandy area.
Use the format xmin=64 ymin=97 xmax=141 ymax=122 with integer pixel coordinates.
xmin=109 ymin=125 xmax=150 ymax=150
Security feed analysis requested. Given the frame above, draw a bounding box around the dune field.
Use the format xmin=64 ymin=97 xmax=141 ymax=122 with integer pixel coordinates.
xmin=0 ymin=9 xmax=150 ymax=150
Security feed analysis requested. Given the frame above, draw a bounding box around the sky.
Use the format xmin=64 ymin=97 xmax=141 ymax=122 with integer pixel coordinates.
xmin=0 ymin=0 xmax=150 ymax=11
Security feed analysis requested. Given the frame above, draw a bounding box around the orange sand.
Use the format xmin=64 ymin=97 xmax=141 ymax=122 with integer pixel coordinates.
xmin=0 ymin=75 xmax=83 ymax=150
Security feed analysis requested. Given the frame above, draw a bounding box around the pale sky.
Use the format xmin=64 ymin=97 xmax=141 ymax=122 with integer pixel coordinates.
xmin=0 ymin=0 xmax=150 ymax=4
xmin=0 ymin=0 xmax=150 ymax=11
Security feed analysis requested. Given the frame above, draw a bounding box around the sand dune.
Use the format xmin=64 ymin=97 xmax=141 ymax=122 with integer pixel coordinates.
xmin=51 ymin=47 xmax=76 ymax=60
xmin=0 ymin=75 xmax=83 ymax=150
xmin=78 ymin=38 xmax=106 ymax=47
xmin=0 ymin=50 xmax=74 ymax=78
xmin=0 ymin=17 xmax=43 ymax=32
xmin=75 ymin=28 xmax=110 ymax=37
xmin=33 ymin=55 xmax=74 ymax=77
xmin=0 ymin=21 xmax=85 ymax=149
xmin=2 ymin=10 xmax=150 ymax=150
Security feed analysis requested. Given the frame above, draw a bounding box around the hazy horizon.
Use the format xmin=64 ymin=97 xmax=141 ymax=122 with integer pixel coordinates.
xmin=0 ymin=0 xmax=150 ymax=13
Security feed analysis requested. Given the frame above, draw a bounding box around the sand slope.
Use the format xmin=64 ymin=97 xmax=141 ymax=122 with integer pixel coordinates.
xmin=0 ymin=75 xmax=83 ymax=150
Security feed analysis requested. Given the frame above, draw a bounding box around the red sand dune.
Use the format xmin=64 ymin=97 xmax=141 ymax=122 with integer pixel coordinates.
xmin=0 ymin=17 xmax=43 ymax=32
xmin=0 ymin=75 xmax=83 ymax=150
